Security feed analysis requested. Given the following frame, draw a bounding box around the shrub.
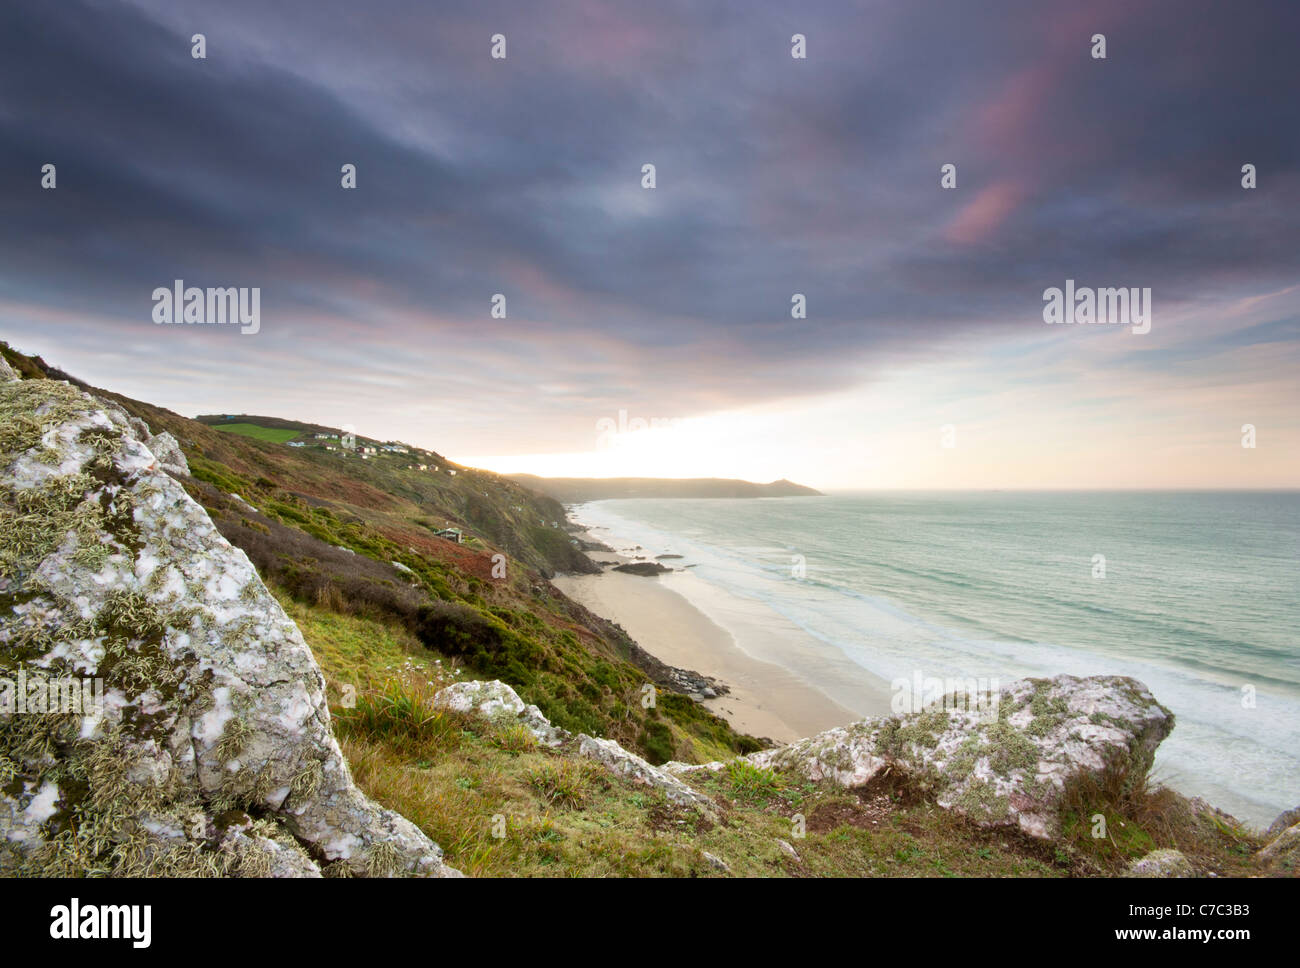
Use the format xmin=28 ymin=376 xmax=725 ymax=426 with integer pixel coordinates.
xmin=526 ymin=760 xmax=600 ymax=809
xmin=725 ymin=759 xmax=784 ymax=804
xmin=495 ymin=724 xmax=536 ymax=754
xmin=639 ymin=720 xmax=676 ymax=765
xmin=333 ymin=681 xmax=460 ymax=756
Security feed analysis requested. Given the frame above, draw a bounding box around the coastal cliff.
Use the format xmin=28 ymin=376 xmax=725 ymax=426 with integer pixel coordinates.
xmin=1 ymin=344 xmax=1295 ymax=878
xmin=507 ymin=475 xmax=822 ymax=501
xmin=0 ymin=359 xmax=457 ymax=876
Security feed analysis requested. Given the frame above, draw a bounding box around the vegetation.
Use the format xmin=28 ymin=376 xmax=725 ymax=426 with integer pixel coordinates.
xmin=0 ymin=340 xmax=1286 ymax=878
xmin=210 ymin=422 xmax=303 ymax=443
xmin=8 ymin=344 xmax=760 ymax=765
xmin=322 ymin=664 xmax=1275 ymax=877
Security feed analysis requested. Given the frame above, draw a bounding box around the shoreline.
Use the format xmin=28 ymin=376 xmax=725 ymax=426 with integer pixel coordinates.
xmin=556 ymin=523 xmax=893 ymax=744
xmin=561 ymin=504 xmax=1296 ymax=830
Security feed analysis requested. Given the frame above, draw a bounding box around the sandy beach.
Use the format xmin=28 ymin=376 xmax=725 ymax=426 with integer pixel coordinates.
xmin=554 ymin=535 xmax=895 ymax=743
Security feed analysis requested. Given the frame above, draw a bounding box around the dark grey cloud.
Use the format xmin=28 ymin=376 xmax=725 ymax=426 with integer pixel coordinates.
xmin=1 ymin=0 xmax=1298 ymax=450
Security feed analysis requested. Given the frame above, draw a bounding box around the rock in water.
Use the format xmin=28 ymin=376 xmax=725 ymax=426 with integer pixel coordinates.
xmin=0 ymin=373 xmax=459 ymax=877
xmin=676 ymin=674 xmax=1174 ymax=840
xmin=611 ymin=561 xmax=671 ymax=576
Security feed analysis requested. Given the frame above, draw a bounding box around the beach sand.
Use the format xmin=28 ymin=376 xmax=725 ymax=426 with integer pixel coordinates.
xmin=553 ymin=567 xmax=888 ymax=744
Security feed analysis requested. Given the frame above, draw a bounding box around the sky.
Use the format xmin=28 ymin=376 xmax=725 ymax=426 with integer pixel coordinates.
xmin=1 ymin=0 xmax=1297 ymax=489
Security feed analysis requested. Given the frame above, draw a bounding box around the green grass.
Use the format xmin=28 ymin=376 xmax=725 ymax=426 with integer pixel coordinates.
xmin=210 ymin=422 xmax=302 ymax=443
xmin=526 ymin=760 xmax=603 ymax=809
xmin=326 ymin=674 xmax=1076 ymax=878
xmin=723 ymin=759 xmax=785 ymax=805
xmin=276 ymin=590 xmax=447 ymax=691
xmin=333 ymin=680 xmax=465 ymax=758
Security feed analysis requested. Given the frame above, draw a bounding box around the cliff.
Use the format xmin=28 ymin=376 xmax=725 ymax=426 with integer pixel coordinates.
xmin=1 ymin=344 xmax=1295 ymax=878
xmin=0 ymin=360 xmax=457 ymax=876
xmin=507 ymin=475 xmax=822 ymax=502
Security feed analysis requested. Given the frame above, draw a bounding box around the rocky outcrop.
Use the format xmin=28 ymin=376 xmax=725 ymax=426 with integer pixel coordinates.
xmin=575 ymin=733 xmax=717 ymax=814
xmin=1127 ymin=848 xmax=1194 ymax=877
xmin=670 ymin=675 xmax=1173 ymax=840
xmin=432 ymin=678 xmax=716 ymax=814
xmin=143 ymin=430 xmax=189 ymax=478
xmin=0 ymin=372 xmax=458 ymax=877
xmin=612 ymin=561 xmax=672 ymax=577
xmin=1265 ymin=805 xmax=1300 ymax=840
xmin=84 ymin=394 xmax=192 ymax=481
xmin=660 ymin=667 xmax=727 ymax=701
xmin=433 ymin=679 xmax=566 ymax=748
xmin=1257 ymin=822 xmax=1300 ymax=870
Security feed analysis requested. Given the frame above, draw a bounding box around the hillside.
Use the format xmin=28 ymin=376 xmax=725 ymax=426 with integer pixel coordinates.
xmin=508 ymin=475 xmax=823 ymax=502
xmin=1 ymin=339 xmax=1295 ymax=879
xmin=0 ymin=341 xmax=759 ymax=766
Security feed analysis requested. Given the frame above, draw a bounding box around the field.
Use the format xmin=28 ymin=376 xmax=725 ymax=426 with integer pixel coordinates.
xmin=210 ymin=422 xmax=302 ymax=443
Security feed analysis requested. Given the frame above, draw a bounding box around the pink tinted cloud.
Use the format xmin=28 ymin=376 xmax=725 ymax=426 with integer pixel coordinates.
xmin=942 ymin=180 xmax=1024 ymax=244
xmin=973 ymin=65 xmax=1056 ymax=151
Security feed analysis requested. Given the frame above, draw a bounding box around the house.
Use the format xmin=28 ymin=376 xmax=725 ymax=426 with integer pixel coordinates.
xmin=434 ymin=528 xmax=463 ymax=544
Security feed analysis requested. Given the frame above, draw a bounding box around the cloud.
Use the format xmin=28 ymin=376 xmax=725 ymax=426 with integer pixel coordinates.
xmin=1 ymin=0 xmax=1297 ymax=472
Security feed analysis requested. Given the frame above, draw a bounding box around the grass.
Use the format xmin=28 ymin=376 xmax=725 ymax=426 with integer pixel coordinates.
xmin=3 ymin=340 xmax=1285 ymax=881
xmin=526 ymin=760 xmax=603 ymax=809
xmin=333 ymin=680 xmax=465 ymax=758
xmin=276 ymin=590 xmax=452 ymax=696
xmin=1056 ymin=760 xmax=1263 ymax=876
xmin=268 ymin=495 xmax=1280 ymax=880
xmin=724 ymin=759 xmax=785 ymax=805
xmin=210 ymin=422 xmax=303 ymax=443
xmin=324 ymin=674 xmax=1083 ymax=878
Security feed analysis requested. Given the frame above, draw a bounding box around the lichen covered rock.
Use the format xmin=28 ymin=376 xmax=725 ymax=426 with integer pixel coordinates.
xmin=433 ymin=679 xmax=567 ymax=747
xmin=718 ymin=675 xmax=1173 ymax=839
xmin=0 ymin=375 xmax=459 ymax=877
xmin=432 ymin=678 xmax=715 ymax=814
xmin=1265 ymin=805 xmax=1300 ymax=840
xmin=143 ymin=430 xmax=189 ymax=478
xmin=1257 ymin=822 xmax=1300 ymax=871
xmin=575 ymin=733 xmax=716 ymax=815
xmin=1127 ymin=848 xmax=1194 ymax=878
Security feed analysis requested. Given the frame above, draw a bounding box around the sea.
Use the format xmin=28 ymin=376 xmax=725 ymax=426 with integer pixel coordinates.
xmin=570 ymin=491 xmax=1300 ymax=828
